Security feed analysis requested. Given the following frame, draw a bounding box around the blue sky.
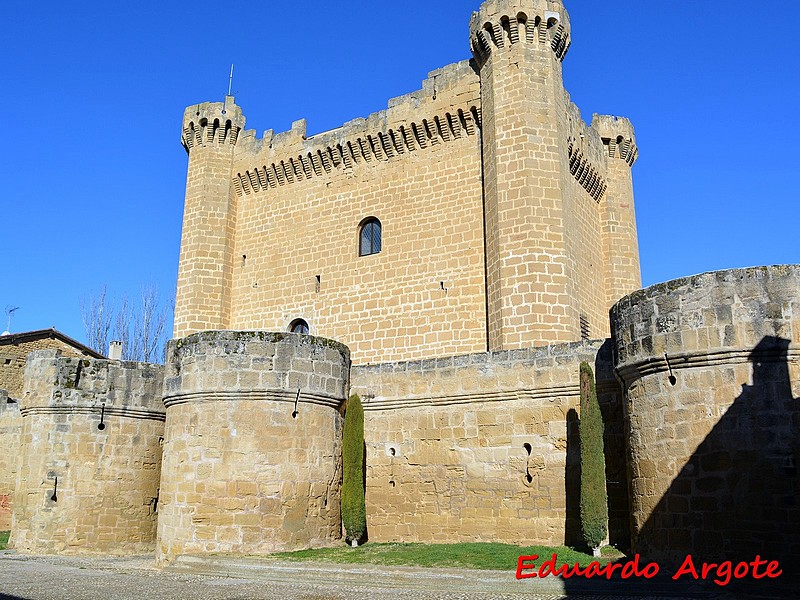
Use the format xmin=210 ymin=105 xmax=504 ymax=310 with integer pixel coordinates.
xmin=2 ymin=0 xmax=798 ymax=343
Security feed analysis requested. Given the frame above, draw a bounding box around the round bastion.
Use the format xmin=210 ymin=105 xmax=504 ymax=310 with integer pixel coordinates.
xmin=11 ymin=351 xmax=165 ymax=555
xmin=611 ymin=265 xmax=800 ymax=568
xmin=156 ymin=331 xmax=350 ymax=563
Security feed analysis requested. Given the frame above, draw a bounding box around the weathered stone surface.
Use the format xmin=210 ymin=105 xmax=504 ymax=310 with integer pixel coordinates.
xmin=11 ymin=350 xmax=165 ymax=555
xmin=156 ymin=331 xmax=350 ymax=563
xmin=0 ymin=388 xmax=21 ymax=530
xmin=352 ymin=339 xmax=628 ymax=548
xmin=611 ymin=265 xmax=800 ymax=568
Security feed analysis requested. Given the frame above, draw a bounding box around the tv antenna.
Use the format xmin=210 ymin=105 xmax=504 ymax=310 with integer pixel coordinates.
xmin=4 ymin=306 xmax=20 ymax=334
xmin=227 ymin=64 xmax=234 ymax=97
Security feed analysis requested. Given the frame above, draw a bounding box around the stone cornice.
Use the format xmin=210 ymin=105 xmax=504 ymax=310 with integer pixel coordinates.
xmin=232 ymin=105 xmax=482 ymax=197
xmin=616 ymin=346 xmax=800 ymax=387
xmin=163 ymin=389 xmax=343 ymax=410
xmin=20 ymin=405 xmax=165 ymax=422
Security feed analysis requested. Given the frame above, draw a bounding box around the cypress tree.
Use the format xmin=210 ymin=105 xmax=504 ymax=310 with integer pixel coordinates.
xmin=579 ymin=362 xmax=608 ymax=554
xmin=342 ymin=393 xmax=366 ymax=545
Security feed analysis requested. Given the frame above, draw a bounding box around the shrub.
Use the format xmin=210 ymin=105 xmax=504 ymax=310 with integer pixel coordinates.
xmin=342 ymin=393 xmax=366 ymax=544
xmin=579 ymin=362 xmax=608 ymax=552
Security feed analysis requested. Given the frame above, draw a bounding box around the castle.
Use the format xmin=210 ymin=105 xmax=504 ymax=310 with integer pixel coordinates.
xmin=2 ymin=0 xmax=797 ymax=571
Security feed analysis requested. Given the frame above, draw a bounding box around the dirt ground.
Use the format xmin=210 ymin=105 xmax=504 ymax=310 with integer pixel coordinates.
xmin=0 ymin=551 xmax=775 ymax=600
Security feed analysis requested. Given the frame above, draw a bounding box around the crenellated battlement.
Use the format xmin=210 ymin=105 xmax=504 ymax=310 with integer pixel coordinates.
xmin=231 ymin=61 xmax=481 ymax=197
xmin=21 ymin=350 xmax=165 ymax=421
xmin=181 ymin=96 xmax=245 ymax=153
xmin=564 ymin=102 xmax=608 ymax=201
xmin=592 ymin=114 xmax=639 ymax=167
xmin=469 ymin=0 xmax=571 ymax=65
xmin=234 ymin=104 xmax=481 ymax=197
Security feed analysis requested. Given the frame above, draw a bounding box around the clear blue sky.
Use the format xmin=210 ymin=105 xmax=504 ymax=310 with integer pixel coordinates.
xmin=2 ymin=0 xmax=798 ymax=343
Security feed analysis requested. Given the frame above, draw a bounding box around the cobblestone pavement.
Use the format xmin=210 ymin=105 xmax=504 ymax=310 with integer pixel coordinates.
xmin=0 ymin=551 xmax=766 ymax=600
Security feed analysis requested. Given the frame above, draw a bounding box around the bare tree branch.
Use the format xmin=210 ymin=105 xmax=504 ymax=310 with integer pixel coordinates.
xmin=113 ymin=296 xmax=133 ymax=361
xmin=133 ymin=286 xmax=167 ymax=363
xmin=80 ymin=286 xmax=112 ymax=355
xmin=81 ymin=284 xmax=170 ymax=363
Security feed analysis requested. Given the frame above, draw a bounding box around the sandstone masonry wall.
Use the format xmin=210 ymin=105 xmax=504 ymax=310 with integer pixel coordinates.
xmin=157 ymin=332 xmax=350 ymax=563
xmin=0 ymin=337 xmax=97 ymax=400
xmin=0 ymin=390 xmax=21 ymax=530
xmin=227 ymin=62 xmax=488 ymax=365
xmin=11 ymin=351 xmax=165 ymax=554
xmin=351 ymin=340 xmax=628 ymax=547
xmin=611 ymin=265 xmax=800 ymax=567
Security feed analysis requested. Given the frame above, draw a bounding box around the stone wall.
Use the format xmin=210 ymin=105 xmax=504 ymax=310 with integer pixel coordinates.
xmin=351 ymin=340 xmax=629 ymax=548
xmin=0 ymin=389 xmax=21 ymax=530
xmin=226 ymin=62 xmax=488 ymax=365
xmin=11 ymin=351 xmax=165 ymax=554
xmin=611 ymin=265 xmax=800 ymax=567
xmin=156 ymin=331 xmax=350 ymax=563
xmin=0 ymin=336 xmax=96 ymax=399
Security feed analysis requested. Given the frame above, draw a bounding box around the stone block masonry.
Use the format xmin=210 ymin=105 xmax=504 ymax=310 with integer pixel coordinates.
xmin=0 ymin=389 xmax=21 ymax=530
xmin=156 ymin=331 xmax=350 ymax=563
xmin=351 ymin=339 xmax=629 ymax=549
xmin=611 ymin=265 xmax=800 ymax=569
xmin=11 ymin=351 xmax=165 ymax=555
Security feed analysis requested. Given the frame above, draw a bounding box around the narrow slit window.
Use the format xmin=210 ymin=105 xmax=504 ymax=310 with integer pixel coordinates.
xmin=359 ymin=218 xmax=382 ymax=257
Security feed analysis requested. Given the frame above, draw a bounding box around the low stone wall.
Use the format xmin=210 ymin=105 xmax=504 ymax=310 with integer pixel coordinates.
xmin=611 ymin=265 xmax=800 ymax=567
xmin=11 ymin=351 xmax=165 ymax=554
xmin=0 ymin=389 xmax=21 ymax=530
xmin=156 ymin=331 xmax=350 ymax=563
xmin=351 ymin=340 xmax=627 ymax=548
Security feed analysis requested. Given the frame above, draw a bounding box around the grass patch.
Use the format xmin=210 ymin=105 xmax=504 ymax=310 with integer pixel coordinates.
xmin=0 ymin=531 xmax=9 ymax=551
xmin=271 ymin=542 xmax=610 ymax=571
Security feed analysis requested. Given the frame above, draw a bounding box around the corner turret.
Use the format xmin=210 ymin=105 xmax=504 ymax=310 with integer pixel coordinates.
xmin=181 ymin=96 xmax=245 ymax=153
xmin=592 ymin=114 xmax=638 ymax=167
xmin=174 ymin=96 xmax=246 ymax=338
xmin=469 ymin=0 xmax=581 ymax=350
xmin=591 ymin=115 xmax=641 ymax=308
xmin=469 ymin=0 xmax=571 ymax=66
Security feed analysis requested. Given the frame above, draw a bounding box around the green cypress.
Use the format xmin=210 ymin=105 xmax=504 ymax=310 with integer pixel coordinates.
xmin=342 ymin=393 xmax=366 ymax=545
xmin=579 ymin=362 xmax=608 ymax=553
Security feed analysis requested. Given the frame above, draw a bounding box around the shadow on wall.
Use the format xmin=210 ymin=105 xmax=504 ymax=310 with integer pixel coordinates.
xmin=636 ymin=336 xmax=799 ymax=573
xmin=564 ymin=408 xmax=581 ymax=549
xmin=564 ymin=340 xmax=630 ymax=552
xmin=557 ymin=336 xmax=798 ymax=598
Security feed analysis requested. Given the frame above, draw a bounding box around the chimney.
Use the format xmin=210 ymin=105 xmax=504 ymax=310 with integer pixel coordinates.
xmin=108 ymin=341 xmax=123 ymax=361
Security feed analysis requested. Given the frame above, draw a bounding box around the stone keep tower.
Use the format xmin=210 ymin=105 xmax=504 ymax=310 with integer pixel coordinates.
xmin=172 ymin=0 xmax=642 ymax=363
xmin=173 ymin=97 xmax=245 ymax=338
xmin=470 ymin=0 xmax=641 ymax=351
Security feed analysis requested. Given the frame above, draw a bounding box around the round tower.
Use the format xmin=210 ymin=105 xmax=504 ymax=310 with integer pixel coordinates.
xmin=156 ymin=331 xmax=350 ymax=563
xmin=470 ymin=0 xmax=578 ymax=351
xmin=11 ymin=351 xmax=165 ymax=555
xmin=611 ymin=265 xmax=800 ymax=568
xmin=591 ymin=114 xmax=641 ymax=309
xmin=173 ymin=97 xmax=245 ymax=339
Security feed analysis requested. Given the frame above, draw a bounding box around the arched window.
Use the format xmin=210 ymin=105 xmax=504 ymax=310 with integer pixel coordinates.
xmin=359 ymin=218 xmax=382 ymax=257
xmin=289 ymin=319 xmax=309 ymax=334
